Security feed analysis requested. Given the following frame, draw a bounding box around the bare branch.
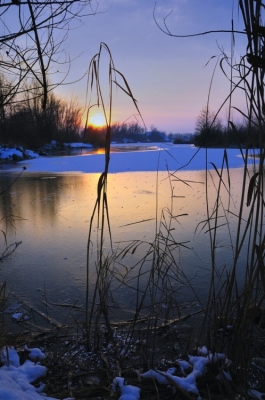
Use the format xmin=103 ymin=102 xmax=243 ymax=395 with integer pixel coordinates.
xmin=153 ymin=2 xmax=246 ymax=38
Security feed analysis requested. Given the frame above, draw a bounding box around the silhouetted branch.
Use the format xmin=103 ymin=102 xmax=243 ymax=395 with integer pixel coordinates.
xmin=0 ymin=0 xmax=98 ymax=113
xmin=153 ymin=2 xmax=246 ymax=38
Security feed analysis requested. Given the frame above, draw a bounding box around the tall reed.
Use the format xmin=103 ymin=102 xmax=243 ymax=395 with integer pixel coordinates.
xmin=83 ymin=2 xmax=265 ymax=396
xmin=84 ymin=43 xmax=144 ymax=348
xmin=187 ymin=1 xmax=265 ymax=393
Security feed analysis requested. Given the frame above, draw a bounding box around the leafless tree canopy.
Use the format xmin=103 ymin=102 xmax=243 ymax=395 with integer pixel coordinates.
xmin=0 ymin=0 xmax=97 ymax=109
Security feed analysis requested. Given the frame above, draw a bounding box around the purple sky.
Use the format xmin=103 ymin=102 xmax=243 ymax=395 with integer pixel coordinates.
xmin=54 ymin=0 xmax=246 ymax=134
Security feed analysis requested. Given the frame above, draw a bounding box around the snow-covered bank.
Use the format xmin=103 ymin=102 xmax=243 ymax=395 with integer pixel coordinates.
xmin=0 ymin=144 xmax=252 ymax=174
xmin=0 ymin=142 xmax=94 ymax=162
xmin=63 ymin=142 xmax=93 ymax=149
xmin=0 ymin=146 xmax=39 ymax=162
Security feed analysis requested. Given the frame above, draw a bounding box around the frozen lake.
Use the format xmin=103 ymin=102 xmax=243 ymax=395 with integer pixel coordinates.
xmin=4 ymin=142 xmax=249 ymax=174
xmin=0 ymin=144 xmax=256 ymax=327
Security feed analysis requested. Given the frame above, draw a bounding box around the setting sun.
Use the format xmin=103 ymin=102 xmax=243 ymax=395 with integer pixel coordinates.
xmin=89 ymin=111 xmax=106 ymax=128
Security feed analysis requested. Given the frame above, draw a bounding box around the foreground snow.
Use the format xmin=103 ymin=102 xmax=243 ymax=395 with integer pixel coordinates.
xmin=0 ymin=346 xmax=57 ymax=400
xmin=1 ymin=342 xmax=265 ymax=398
xmin=141 ymin=346 xmax=229 ymax=397
xmin=0 ymin=143 xmax=254 ymax=174
xmin=111 ymin=345 xmax=265 ymax=399
xmin=112 ymin=377 xmax=140 ymax=400
xmin=0 ymin=345 xmax=230 ymax=399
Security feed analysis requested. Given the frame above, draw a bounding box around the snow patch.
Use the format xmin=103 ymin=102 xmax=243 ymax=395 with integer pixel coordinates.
xmin=0 ymin=346 xmax=57 ymax=400
xmin=0 ymin=146 xmax=39 ymax=161
xmin=63 ymin=142 xmax=93 ymax=148
xmin=112 ymin=377 xmax=140 ymax=400
xmin=141 ymin=347 xmax=231 ymax=398
xmin=24 ymin=346 xmax=45 ymax=362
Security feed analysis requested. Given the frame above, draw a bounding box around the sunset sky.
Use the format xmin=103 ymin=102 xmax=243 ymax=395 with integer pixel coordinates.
xmin=55 ymin=0 xmax=246 ymax=134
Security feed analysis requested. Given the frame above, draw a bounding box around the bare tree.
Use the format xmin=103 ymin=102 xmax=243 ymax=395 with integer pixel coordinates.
xmin=0 ymin=0 xmax=97 ymax=111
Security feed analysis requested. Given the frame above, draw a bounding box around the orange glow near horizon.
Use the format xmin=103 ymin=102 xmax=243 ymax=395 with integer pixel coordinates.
xmin=88 ymin=111 xmax=106 ymax=128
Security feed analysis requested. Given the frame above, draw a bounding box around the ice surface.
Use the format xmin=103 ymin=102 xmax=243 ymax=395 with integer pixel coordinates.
xmin=1 ymin=143 xmax=250 ymax=174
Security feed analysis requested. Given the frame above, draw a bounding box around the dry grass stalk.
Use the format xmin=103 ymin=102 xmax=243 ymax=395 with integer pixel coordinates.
xmin=82 ymin=3 xmax=265 ymax=397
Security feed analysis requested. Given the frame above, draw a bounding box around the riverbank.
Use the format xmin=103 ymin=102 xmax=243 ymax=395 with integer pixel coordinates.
xmin=0 ymin=142 xmax=94 ymax=163
xmin=3 ymin=312 xmax=265 ymax=400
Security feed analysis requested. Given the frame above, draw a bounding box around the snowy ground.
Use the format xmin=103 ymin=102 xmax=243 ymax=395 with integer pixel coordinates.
xmin=0 ymin=344 xmax=232 ymax=400
xmin=0 ymin=346 xmax=60 ymax=400
xmin=2 ymin=342 xmax=263 ymax=400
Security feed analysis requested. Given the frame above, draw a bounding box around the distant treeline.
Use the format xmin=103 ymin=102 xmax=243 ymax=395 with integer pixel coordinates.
xmin=0 ymin=78 xmax=83 ymax=149
xmin=194 ymin=108 xmax=262 ymax=148
xmin=0 ymin=80 xmax=194 ymax=148
xmin=169 ymin=133 xmax=194 ymax=144
xmin=83 ymin=124 xmax=163 ymax=146
xmin=82 ymin=125 xmax=193 ymax=146
xmin=0 ymin=77 xmax=194 ymax=148
xmin=4 ymin=77 xmax=256 ymax=150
